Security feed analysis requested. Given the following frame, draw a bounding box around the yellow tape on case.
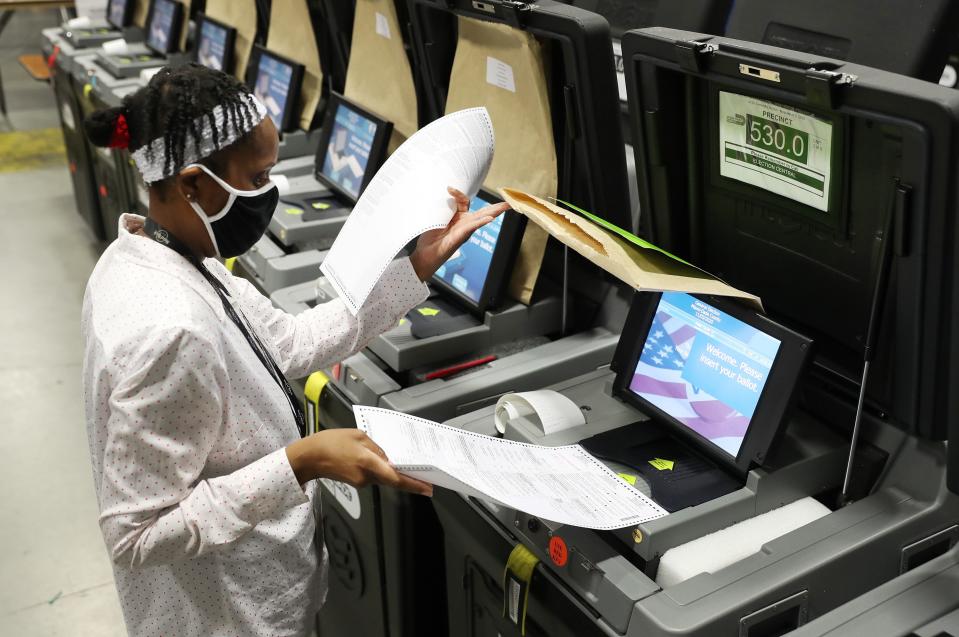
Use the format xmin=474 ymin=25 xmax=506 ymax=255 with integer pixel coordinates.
xmin=503 ymin=544 xmax=539 ymax=635
xmin=303 ymin=371 xmax=331 ymax=434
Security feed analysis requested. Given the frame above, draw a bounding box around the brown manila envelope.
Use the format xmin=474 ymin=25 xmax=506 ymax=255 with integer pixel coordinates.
xmin=268 ymin=1 xmax=323 ymax=131
xmin=206 ymin=0 xmax=258 ymax=80
xmin=501 ymin=188 xmax=762 ymax=310
xmin=445 ymin=18 xmax=556 ymax=304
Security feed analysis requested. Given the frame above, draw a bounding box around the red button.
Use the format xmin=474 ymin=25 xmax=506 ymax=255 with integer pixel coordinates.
xmin=99 ymin=184 xmax=108 ymax=197
xmin=548 ymin=536 xmax=568 ymax=567
xmin=331 ymin=363 xmax=342 ymax=381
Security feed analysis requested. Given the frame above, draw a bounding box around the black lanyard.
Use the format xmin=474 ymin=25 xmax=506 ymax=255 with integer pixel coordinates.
xmin=143 ymin=217 xmax=307 ymax=438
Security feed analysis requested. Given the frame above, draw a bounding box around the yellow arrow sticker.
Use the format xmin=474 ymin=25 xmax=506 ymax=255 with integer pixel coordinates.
xmin=223 ymin=257 xmax=237 ymax=272
xmin=285 ymin=207 xmax=303 ymax=215
xmin=648 ymin=458 xmax=675 ymax=471
xmin=417 ymin=307 xmax=441 ymax=317
xmin=618 ymin=473 xmax=637 ymax=486
xmin=83 ymin=83 xmax=93 ymax=98
xmin=311 ymin=201 xmax=331 ymax=210
xmin=398 ymin=318 xmax=408 ymax=326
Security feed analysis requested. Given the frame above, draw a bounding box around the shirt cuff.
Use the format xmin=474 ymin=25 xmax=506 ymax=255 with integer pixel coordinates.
xmin=236 ymin=448 xmax=310 ymax=525
xmin=376 ymin=257 xmax=430 ymax=313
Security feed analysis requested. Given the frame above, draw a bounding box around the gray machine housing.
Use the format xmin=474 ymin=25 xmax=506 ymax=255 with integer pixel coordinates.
xmin=432 ymin=27 xmax=959 ymax=636
xmin=273 ymin=276 xmax=629 ymax=422
xmin=792 ymin=542 xmax=959 ymax=636
xmin=440 ymin=367 xmax=958 ymax=635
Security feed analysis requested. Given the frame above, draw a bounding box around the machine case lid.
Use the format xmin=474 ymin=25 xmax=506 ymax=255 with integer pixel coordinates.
xmin=622 ymin=27 xmax=959 ymax=492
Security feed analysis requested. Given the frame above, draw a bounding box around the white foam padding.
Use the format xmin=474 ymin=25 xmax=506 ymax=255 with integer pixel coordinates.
xmin=656 ymin=497 xmax=831 ymax=588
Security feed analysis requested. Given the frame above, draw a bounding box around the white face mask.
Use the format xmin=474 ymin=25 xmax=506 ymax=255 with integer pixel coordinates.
xmin=183 ymin=163 xmax=279 ymax=258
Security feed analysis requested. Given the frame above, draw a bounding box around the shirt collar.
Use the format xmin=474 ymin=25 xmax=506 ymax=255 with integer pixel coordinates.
xmin=115 ymin=214 xmax=227 ymax=319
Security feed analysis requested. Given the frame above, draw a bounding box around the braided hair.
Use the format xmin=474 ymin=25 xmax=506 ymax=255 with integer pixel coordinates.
xmin=84 ymin=63 xmax=261 ymax=194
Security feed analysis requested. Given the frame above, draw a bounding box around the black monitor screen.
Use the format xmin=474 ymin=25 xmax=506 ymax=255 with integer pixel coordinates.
xmin=627 ymin=292 xmax=782 ymax=459
xmin=197 ymin=18 xmax=230 ymax=71
xmin=433 ymin=193 xmax=502 ymax=305
xmin=107 ymin=0 xmax=129 ymax=29
xmin=254 ymin=53 xmax=295 ymax=131
xmin=146 ymin=0 xmax=177 ymax=53
xmin=319 ymin=101 xmax=382 ymax=200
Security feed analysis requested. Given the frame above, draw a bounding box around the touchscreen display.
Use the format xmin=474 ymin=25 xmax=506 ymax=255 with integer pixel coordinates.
xmin=319 ymin=102 xmax=379 ymax=200
xmin=108 ymin=0 xmax=128 ymax=28
xmin=628 ymin=292 xmax=782 ymax=458
xmin=254 ymin=54 xmax=294 ymax=131
xmin=197 ymin=20 xmax=228 ymax=71
xmin=433 ymin=194 xmax=501 ymax=305
xmin=146 ymin=0 xmax=176 ymax=53
xmin=719 ymin=91 xmax=834 ymax=213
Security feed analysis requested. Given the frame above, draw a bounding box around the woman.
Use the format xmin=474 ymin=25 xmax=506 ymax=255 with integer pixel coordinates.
xmin=81 ymin=64 xmax=507 ymax=637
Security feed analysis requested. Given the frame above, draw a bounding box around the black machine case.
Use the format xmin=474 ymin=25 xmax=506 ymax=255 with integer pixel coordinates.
xmin=622 ymin=27 xmax=959 ymax=493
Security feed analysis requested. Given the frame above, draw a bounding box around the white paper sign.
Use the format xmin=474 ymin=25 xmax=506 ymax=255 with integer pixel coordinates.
xmin=719 ymin=91 xmax=834 ymax=212
xmin=320 ymin=108 xmax=494 ymax=314
xmin=355 ymin=406 xmax=667 ymax=530
xmin=486 ymin=56 xmax=516 ymax=93
xmin=494 ymin=390 xmax=586 ymax=435
xmin=375 ymin=12 xmax=391 ymax=39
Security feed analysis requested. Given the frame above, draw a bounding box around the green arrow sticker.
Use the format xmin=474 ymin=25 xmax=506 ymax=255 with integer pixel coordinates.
xmin=648 ymin=458 xmax=675 ymax=471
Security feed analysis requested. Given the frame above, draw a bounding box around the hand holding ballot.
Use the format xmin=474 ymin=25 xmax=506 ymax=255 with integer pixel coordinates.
xmin=355 ymin=406 xmax=667 ymax=530
xmin=321 ymin=108 xmax=499 ymax=314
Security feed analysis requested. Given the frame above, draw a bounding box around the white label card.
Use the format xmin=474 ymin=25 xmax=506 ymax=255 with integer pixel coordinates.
xmin=486 ymin=56 xmax=516 ymax=93
xmin=719 ymin=91 xmax=834 ymax=212
xmin=61 ymin=102 xmax=76 ymax=131
xmin=320 ymin=479 xmax=362 ymax=520
xmin=375 ymin=12 xmax=391 ymax=39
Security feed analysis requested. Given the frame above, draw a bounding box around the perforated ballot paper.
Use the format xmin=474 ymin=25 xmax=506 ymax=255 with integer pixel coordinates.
xmin=321 ymin=108 xmax=495 ymax=314
xmin=718 ymin=92 xmax=835 ymax=212
xmin=355 ymin=406 xmax=667 ymax=530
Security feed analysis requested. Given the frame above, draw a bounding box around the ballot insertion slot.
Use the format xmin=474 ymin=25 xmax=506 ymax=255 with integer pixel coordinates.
xmin=899 ymin=525 xmax=959 ymax=575
xmin=738 ymin=590 xmax=808 ymax=637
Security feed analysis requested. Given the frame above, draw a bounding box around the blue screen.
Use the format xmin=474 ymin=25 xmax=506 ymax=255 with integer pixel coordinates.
xmin=320 ymin=102 xmax=378 ymax=200
xmin=108 ymin=0 xmax=127 ymax=28
xmin=198 ymin=20 xmax=228 ymax=71
xmin=628 ymin=292 xmax=781 ymax=458
xmin=146 ymin=0 xmax=175 ymax=53
xmin=254 ymin=54 xmax=294 ymax=130
xmin=433 ymin=195 xmax=502 ymax=305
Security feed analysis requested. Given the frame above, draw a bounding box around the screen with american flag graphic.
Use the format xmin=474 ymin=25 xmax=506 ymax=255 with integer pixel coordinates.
xmin=628 ymin=292 xmax=782 ymax=458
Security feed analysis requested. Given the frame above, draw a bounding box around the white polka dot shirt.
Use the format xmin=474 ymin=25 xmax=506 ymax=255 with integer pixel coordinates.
xmin=82 ymin=214 xmax=429 ymax=636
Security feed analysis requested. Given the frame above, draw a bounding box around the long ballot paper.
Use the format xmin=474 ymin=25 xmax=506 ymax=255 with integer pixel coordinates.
xmin=321 ymin=108 xmax=495 ymax=314
xmin=355 ymin=406 xmax=667 ymax=530
xmin=500 ymin=188 xmax=763 ymax=309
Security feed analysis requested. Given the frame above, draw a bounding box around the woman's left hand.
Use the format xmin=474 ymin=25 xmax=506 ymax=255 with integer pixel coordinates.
xmin=408 ymin=187 xmax=511 ymax=282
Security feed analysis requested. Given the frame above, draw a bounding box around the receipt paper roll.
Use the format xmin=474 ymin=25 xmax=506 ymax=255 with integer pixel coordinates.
xmin=494 ymin=390 xmax=586 ymax=435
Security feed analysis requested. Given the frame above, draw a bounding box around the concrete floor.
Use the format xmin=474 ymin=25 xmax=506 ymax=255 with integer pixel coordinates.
xmin=0 ymin=9 xmax=127 ymax=637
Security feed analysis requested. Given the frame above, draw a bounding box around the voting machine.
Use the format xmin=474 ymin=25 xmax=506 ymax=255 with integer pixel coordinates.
xmin=430 ymin=27 xmax=959 ymax=636
xmin=274 ymin=4 xmax=631 ymax=637
xmin=94 ymin=0 xmax=189 ymax=80
xmin=235 ymin=0 xmax=430 ymax=295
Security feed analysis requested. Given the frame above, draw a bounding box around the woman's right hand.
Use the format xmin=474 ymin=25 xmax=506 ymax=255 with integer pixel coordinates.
xmin=285 ymin=429 xmax=433 ymax=496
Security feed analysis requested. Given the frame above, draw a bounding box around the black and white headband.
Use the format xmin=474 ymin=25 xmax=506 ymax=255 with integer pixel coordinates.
xmin=132 ymin=93 xmax=268 ymax=184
